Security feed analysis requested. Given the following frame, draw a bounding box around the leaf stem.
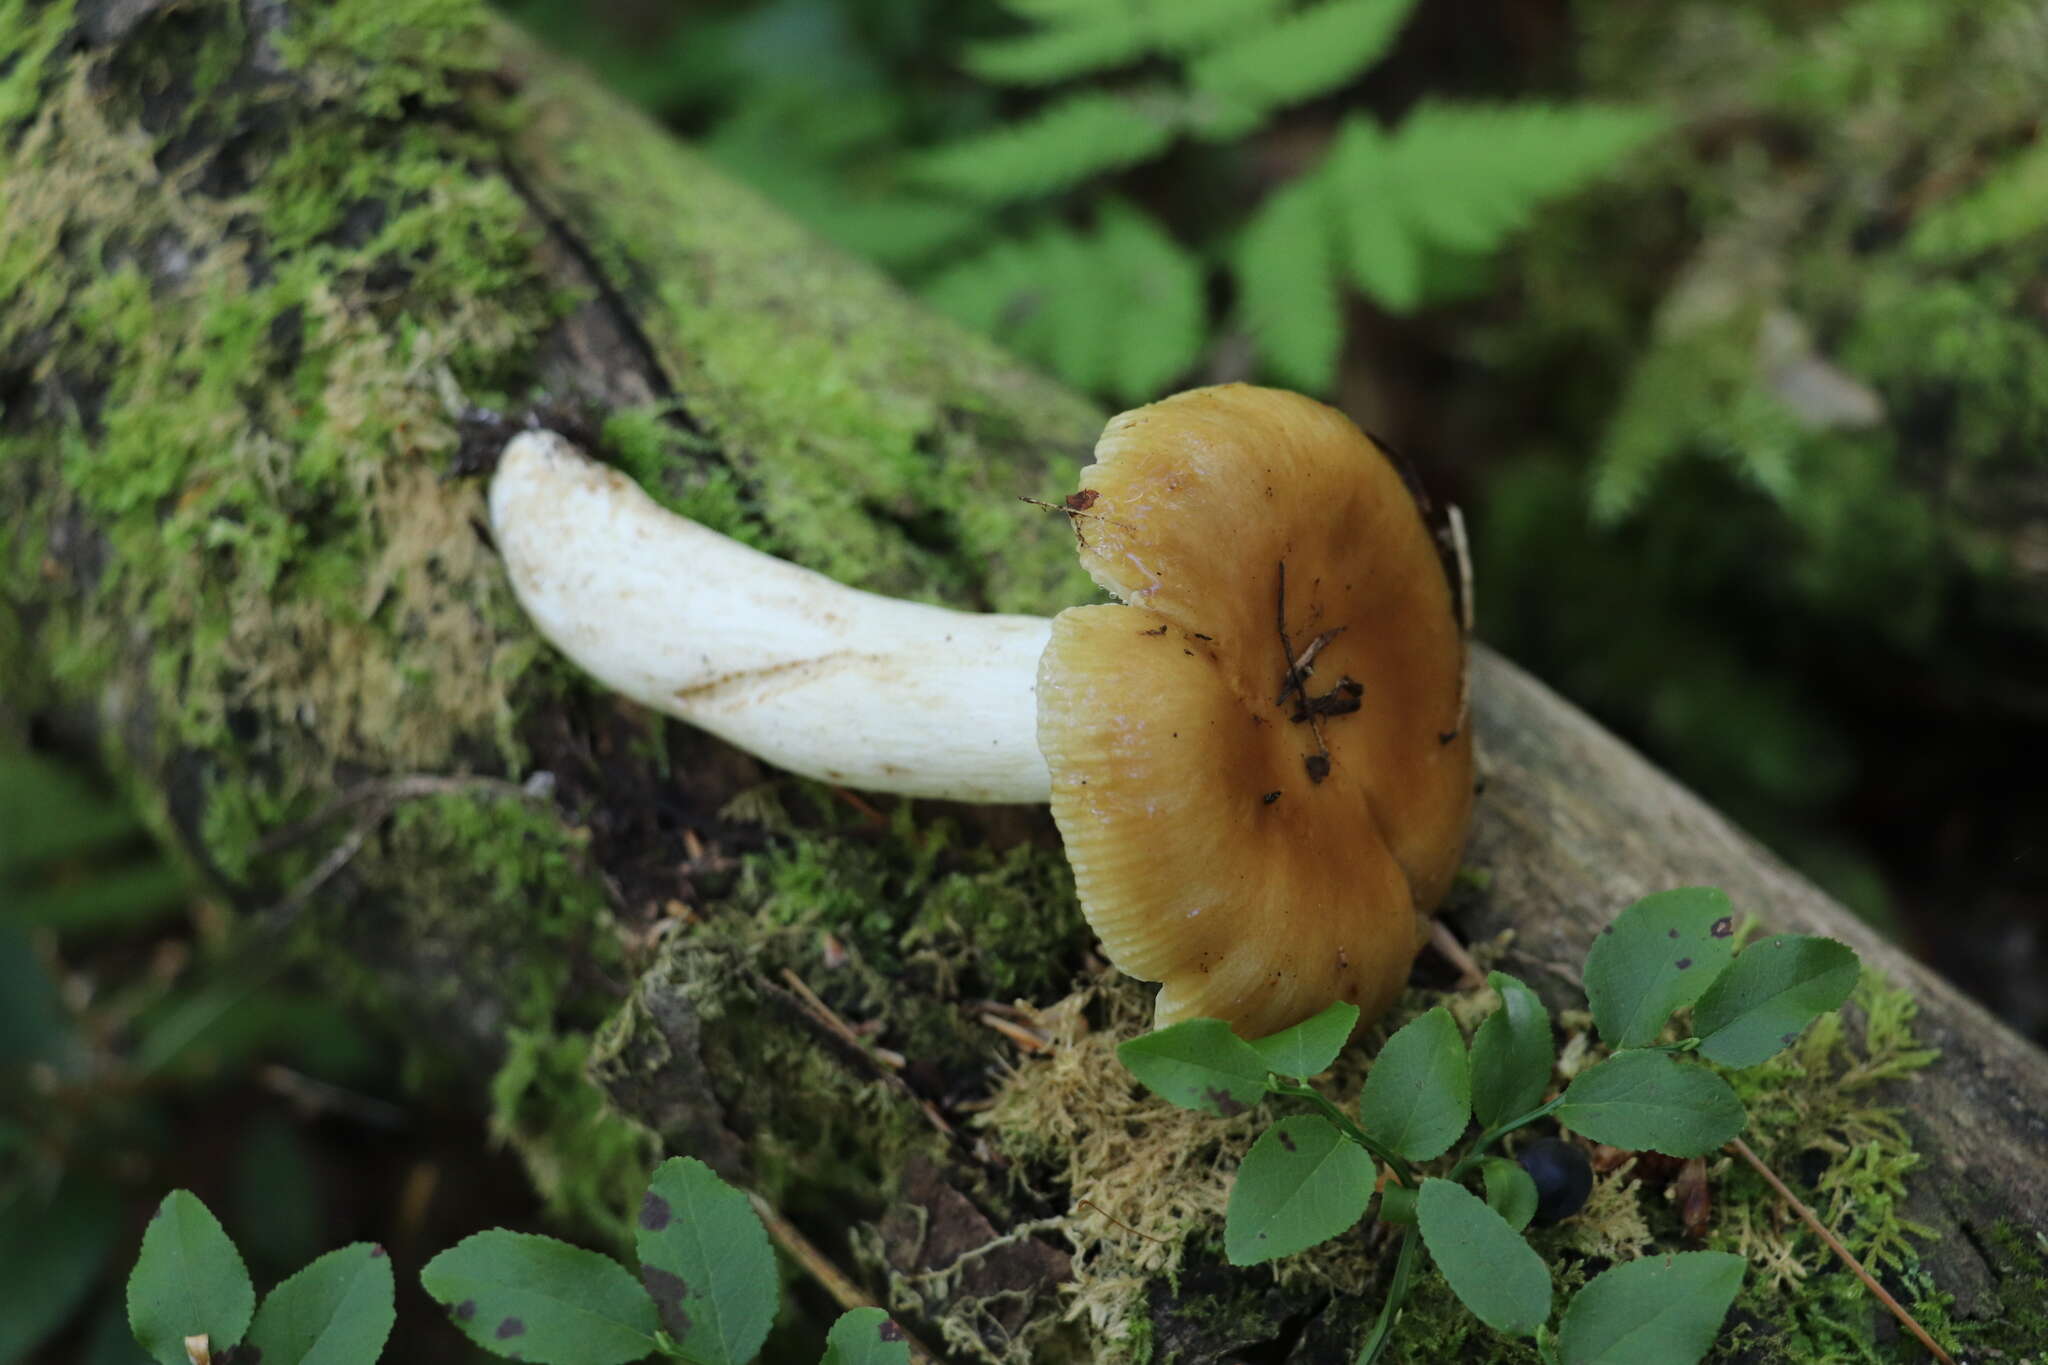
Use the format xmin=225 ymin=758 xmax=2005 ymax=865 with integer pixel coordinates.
xmin=1725 ymin=1137 xmax=1954 ymax=1365
xmin=1270 ymin=1079 xmax=1417 ymax=1183
xmin=1356 ymin=1225 xmax=1420 ymax=1365
xmin=1448 ymin=1095 xmax=1565 ymax=1181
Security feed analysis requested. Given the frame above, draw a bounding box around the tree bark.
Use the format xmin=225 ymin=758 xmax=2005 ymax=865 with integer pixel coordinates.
xmin=2 ymin=4 xmax=2043 ymax=1362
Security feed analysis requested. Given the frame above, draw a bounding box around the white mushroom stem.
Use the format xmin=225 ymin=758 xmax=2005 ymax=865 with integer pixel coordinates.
xmin=489 ymin=430 xmax=1054 ymax=803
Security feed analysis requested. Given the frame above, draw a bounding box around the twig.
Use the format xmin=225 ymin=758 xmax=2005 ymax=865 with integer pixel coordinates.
xmin=979 ymin=1011 xmax=1050 ymax=1053
xmin=253 ymin=773 xmax=536 ymax=857
xmin=777 ymin=969 xmax=952 ymax=1137
xmin=1075 ymin=1199 xmax=1166 ymax=1244
xmin=747 ymin=1193 xmax=942 ymax=1364
xmin=1726 ymin=1137 xmax=1955 ymax=1365
xmin=827 ymin=785 xmax=888 ymax=827
xmin=1428 ymin=919 xmax=1487 ymax=991
xmin=780 ymin=968 xmax=906 ymax=1070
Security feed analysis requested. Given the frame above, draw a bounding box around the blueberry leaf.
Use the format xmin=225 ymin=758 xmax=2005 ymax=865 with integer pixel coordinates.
xmin=1119 ymin=1018 xmax=1270 ymax=1117
xmin=1248 ymin=1001 xmax=1359 ymax=1079
xmin=1558 ymin=1251 xmax=1745 ymax=1364
xmin=635 ymin=1157 xmax=777 ymax=1365
xmin=1584 ymin=888 xmax=1738 ymax=1047
xmin=1225 ymin=1115 xmax=1374 ymax=1264
xmin=1357 ymin=1007 xmax=1470 ymax=1160
xmin=420 ymin=1231 xmax=657 ymax=1364
xmin=1417 ymin=1178 xmax=1552 ymax=1335
xmin=1692 ymin=937 xmax=1859 ymax=1068
xmin=820 ymin=1306 xmax=912 ymax=1364
xmin=1470 ymin=972 xmax=1553 ymax=1130
xmin=1554 ymin=1051 xmax=1746 ymax=1157
xmin=1479 ymin=1158 xmax=1538 ymax=1232
xmin=127 ymin=1191 xmax=254 ymax=1365
xmin=245 ymin=1242 xmax=396 ymax=1365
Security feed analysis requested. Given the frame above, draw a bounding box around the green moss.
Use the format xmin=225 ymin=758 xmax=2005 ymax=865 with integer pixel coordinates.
xmin=723 ymin=806 xmax=1084 ymax=1006
xmin=0 ymin=0 xmax=72 ymax=130
xmin=601 ymin=401 xmax=779 ymax=550
xmin=272 ymin=0 xmax=494 ymax=118
xmin=503 ymin=27 xmax=1103 ymax=615
xmin=598 ymin=928 xmax=941 ymax=1217
xmin=490 ymin=1025 xmax=657 ymax=1247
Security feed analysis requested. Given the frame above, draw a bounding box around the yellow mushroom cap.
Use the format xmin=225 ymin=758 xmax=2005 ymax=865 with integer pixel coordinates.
xmin=1037 ymin=385 xmax=1474 ymax=1039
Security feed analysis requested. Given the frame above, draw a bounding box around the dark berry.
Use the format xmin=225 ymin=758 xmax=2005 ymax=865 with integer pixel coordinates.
xmin=1518 ymin=1137 xmax=1594 ymax=1224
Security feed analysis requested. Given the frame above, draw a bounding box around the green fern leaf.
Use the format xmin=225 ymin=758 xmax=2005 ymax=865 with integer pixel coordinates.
xmin=1097 ymin=201 xmax=1208 ymax=401
xmin=1907 ymin=136 xmax=2048 ymax=262
xmin=970 ymin=0 xmax=1284 ymax=83
xmin=911 ymin=89 xmax=1180 ymax=202
xmin=922 ymin=236 xmax=1051 ymax=342
xmin=993 ymin=0 xmax=1110 ymax=20
xmin=1234 ymin=175 xmax=1345 ymax=390
xmin=964 ymin=15 xmax=1151 ymax=86
xmin=1187 ymin=0 xmax=1419 ymax=126
xmin=920 ymin=206 xmax=1206 ymax=402
xmin=1044 ymin=228 xmax=1122 ymax=392
xmin=1326 ymin=118 xmax=1423 ymax=312
xmin=1386 ymin=101 xmax=1665 ymax=254
xmin=1149 ymin=0 xmax=1292 ymax=53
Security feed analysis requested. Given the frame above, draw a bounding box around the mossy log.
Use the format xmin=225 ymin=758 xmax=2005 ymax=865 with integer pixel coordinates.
xmin=3 ymin=2 xmax=2045 ymax=1361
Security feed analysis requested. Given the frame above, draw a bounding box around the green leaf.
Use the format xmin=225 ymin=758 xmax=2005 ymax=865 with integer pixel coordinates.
xmin=244 ymin=1243 xmax=395 ymax=1365
xmin=1233 ymin=175 xmax=1344 ymax=392
xmin=127 ymin=1191 xmax=255 ymax=1365
xmin=635 ymin=1157 xmax=778 ymax=1365
xmin=1096 ymin=201 xmax=1207 ymax=402
xmin=1692 ymin=937 xmax=1860 ymax=1069
xmin=1224 ymin=1116 xmax=1375 ymax=1264
xmin=10 ymin=860 xmax=191 ymax=930
xmin=1908 ymin=137 xmax=2048 ymax=263
xmin=1385 ymin=101 xmax=1666 ymax=255
xmin=1248 ymin=1000 xmax=1359 ymax=1079
xmin=1558 ymin=1251 xmax=1746 ymax=1365
xmin=1555 ymin=1051 xmax=1746 ymax=1157
xmin=1583 ymin=887 xmax=1739 ymax=1047
xmin=1416 ymin=1178 xmax=1551 ymax=1336
xmin=911 ymin=90 xmax=1178 ymax=202
xmin=1357 ymin=1007 xmax=1470 ymax=1160
xmin=0 ymin=751 xmax=142 ymax=876
xmin=922 ymin=205 xmax=1205 ymax=403
xmin=963 ymin=13 xmax=1149 ymax=85
xmin=1118 ymin=1017 xmax=1271 ymax=1117
xmin=1187 ymin=0 xmax=1418 ymax=123
xmin=0 ymin=1177 xmax=120 ymax=1362
xmin=1479 ymin=1158 xmax=1538 ymax=1233
xmin=420 ymin=1231 xmax=658 ymax=1365
xmin=0 ymin=920 xmax=82 ymax=1070
xmin=1326 ymin=119 xmax=1423 ymax=312
xmin=1470 ymin=972 xmax=1553 ymax=1131
xmin=820 ymin=1307 xmax=912 ymax=1365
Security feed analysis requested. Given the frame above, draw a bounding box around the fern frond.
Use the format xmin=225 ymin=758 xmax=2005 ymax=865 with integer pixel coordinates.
xmin=964 ymin=14 xmax=1151 ymax=86
xmin=1233 ymin=175 xmax=1345 ymax=390
xmin=1907 ymin=136 xmax=2048 ymax=262
xmin=1096 ymin=201 xmax=1208 ymax=400
xmin=920 ymin=205 xmax=1207 ymax=402
xmin=1385 ymin=101 xmax=1665 ymax=254
xmin=1187 ymin=0 xmax=1419 ymax=124
xmin=969 ymin=0 xmax=1285 ymax=83
xmin=1149 ymin=0 xmax=1292 ymax=54
xmin=992 ymin=0 xmax=1109 ymax=21
xmin=910 ymin=89 xmax=1180 ymax=202
xmin=1325 ymin=118 xmax=1423 ymax=312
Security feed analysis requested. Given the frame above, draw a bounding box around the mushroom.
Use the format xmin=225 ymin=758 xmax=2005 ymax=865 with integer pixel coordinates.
xmin=490 ymin=385 xmax=1473 ymax=1037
